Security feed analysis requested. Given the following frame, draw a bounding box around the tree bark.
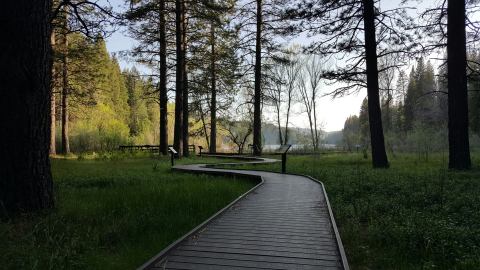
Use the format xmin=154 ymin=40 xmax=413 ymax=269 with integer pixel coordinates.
xmin=285 ymin=92 xmax=292 ymax=144
xmin=448 ymin=0 xmax=471 ymax=169
xmin=62 ymin=26 xmax=70 ymax=155
xmin=209 ymin=23 xmax=217 ymax=153
xmin=362 ymin=0 xmax=389 ymax=168
xmin=61 ymin=9 xmax=70 ymax=154
xmin=173 ymin=0 xmax=184 ymax=156
xmin=277 ymin=109 xmax=283 ymax=145
xmin=313 ymin=98 xmax=319 ymax=150
xmin=0 ymin=0 xmax=55 ymax=214
xmin=50 ymin=31 xmax=57 ymax=155
xmin=159 ymin=0 xmax=168 ymax=155
xmin=253 ymin=0 xmax=263 ymax=155
xmin=384 ymin=95 xmax=391 ymax=132
xmin=181 ymin=1 xmax=189 ymax=157
xmin=182 ymin=62 xmax=189 ymax=157
xmin=200 ymin=107 xmax=210 ymax=149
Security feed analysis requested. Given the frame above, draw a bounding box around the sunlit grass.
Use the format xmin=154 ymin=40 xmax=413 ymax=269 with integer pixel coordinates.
xmin=218 ymin=152 xmax=480 ymax=269
xmin=0 ymin=155 xmax=256 ymax=269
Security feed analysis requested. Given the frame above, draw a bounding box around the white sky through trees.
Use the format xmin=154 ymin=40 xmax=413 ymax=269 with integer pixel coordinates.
xmin=105 ymin=0 xmax=438 ymax=132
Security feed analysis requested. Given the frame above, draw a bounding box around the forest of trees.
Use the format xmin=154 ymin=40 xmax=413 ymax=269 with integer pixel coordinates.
xmin=50 ymin=34 xmax=162 ymax=153
xmin=343 ymin=54 xmax=480 ymax=159
xmin=2 ymin=0 xmax=480 ymax=213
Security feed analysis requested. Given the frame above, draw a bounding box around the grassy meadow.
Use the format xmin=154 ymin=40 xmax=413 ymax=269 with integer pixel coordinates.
xmin=2 ymin=152 xmax=480 ymax=269
xmin=218 ymin=152 xmax=480 ymax=269
xmin=0 ymin=153 xmax=256 ymax=269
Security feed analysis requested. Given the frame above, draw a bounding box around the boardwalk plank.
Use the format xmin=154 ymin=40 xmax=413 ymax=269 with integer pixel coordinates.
xmin=162 ymin=254 xmax=340 ymax=269
xmin=178 ymin=245 xmax=339 ymax=259
xmin=206 ymin=226 xmax=333 ymax=236
xmin=187 ymin=237 xmax=339 ymax=250
xmin=170 ymin=250 xmax=340 ymax=264
xmin=192 ymin=234 xmax=337 ymax=247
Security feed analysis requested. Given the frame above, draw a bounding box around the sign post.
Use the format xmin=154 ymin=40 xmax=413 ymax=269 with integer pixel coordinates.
xmin=168 ymin=147 xmax=178 ymax=166
xmin=275 ymin=144 xmax=292 ymax=174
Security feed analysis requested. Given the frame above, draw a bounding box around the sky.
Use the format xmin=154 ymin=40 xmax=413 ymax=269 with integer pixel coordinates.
xmin=103 ymin=0 xmax=436 ymax=132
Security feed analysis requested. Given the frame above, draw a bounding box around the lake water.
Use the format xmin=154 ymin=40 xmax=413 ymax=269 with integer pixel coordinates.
xmin=262 ymin=144 xmax=337 ymax=151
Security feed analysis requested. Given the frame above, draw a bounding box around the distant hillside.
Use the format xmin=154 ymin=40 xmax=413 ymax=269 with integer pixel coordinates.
xmin=324 ymin=130 xmax=343 ymax=145
xmin=262 ymin=123 xmax=342 ymax=146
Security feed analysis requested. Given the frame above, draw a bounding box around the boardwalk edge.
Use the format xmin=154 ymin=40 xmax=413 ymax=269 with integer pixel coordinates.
xmin=136 ymin=170 xmax=264 ymax=270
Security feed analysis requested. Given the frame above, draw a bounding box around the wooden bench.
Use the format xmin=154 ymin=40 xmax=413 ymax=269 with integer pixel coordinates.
xmin=167 ymin=144 xmax=195 ymax=154
xmin=119 ymin=145 xmax=160 ymax=152
xmin=188 ymin=144 xmax=195 ymax=154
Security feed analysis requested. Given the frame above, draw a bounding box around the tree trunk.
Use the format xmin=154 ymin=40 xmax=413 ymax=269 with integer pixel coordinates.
xmin=363 ymin=0 xmax=389 ymax=168
xmin=50 ymin=31 xmax=56 ymax=155
xmin=0 ymin=0 xmax=55 ymax=214
xmin=209 ymin=23 xmax=217 ymax=153
xmin=285 ymin=94 xmax=292 ymax=144
xmin=253 ymin=0 xmax=262 ymax=155
xmin=159 ymin=0 xmax=168 ymax=155
xmin=306 ymin=111 xmax=315 ymax=150
xmin=313 ymin=99 xmax=319 ymax=150
xmin=51 ymin=86 xmax=57 ymax=155
xmin=448 ymin=0 xmax=471 ymax=169
xmin=173 ymin=0 xmax=184 ymax=156
xmin=181 ymin=2 xmax=189 ymax=157
xmin=384 ymin=95 xmax=391 ymax=132
xmin=182 ymin=63 xmax=189 ymax=157
xmin=276 ymin=103 xmax=283 ymax=145
xmin=61 ymin=21 xmax=70 ymax=155
xmin=200 ymin=107 xmax=210 ymax=149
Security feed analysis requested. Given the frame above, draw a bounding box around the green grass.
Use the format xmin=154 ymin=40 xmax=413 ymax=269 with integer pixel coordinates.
xmin=0 ymin=155 xmax=256 ymax=270
xmin=218 ymin=153 xmax=480 ymax=270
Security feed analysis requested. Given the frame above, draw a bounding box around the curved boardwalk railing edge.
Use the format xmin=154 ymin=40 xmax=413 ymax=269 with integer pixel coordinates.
xmin=303 ymin=175 xmax=350 ymax=270
xmin=202 ymin=156 xmax=350 ymax=270
xmin=137 ymin=156 xmax=274 ymax=270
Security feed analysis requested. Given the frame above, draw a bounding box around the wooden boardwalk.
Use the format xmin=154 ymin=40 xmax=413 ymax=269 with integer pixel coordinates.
xmin=139 ymin=157 xmax=349 ymax=270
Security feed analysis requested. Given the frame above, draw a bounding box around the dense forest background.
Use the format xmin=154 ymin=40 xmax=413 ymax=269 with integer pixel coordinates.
xmin=52 ymin=34 xmax=165 ymax=153
xmin=46 ymin=0 xmax=480 ymax=158
xmin=54 ymin=35 xmax=480 ymax=155
xmin=342 ymin=55 xmax=480 ymax=157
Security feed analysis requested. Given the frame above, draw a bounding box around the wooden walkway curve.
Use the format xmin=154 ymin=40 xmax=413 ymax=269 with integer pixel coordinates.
xmin=139 ymin=156 xmax=349 ymax=270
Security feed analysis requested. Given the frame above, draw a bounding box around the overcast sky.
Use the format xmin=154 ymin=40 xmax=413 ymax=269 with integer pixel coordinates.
xmin=104 ymin=0 xmax=437 ymax=132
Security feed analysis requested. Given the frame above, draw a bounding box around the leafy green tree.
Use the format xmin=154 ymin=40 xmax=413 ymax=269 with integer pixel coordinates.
xmin=124 ymin=67 xmax=151 ymax=137
xmin=62 ymin=36 xmax=133 ymax=152
xmin=342 ymin=115 xmax=360 ymax=152
xmin=284 ymin=0 xmax=417 ymax=167
xmin=359 ymin=97 xmax=370 ymax=149
xmin=296 ymin=54 xmax=323 ymax=150
xmin=235 ymin=0 xmax=286 ymax=155
xmin=379 ymin=54 xmax=396 ymax=133
xmin=125 ymin=0 xmax=172 ymax=155
xmin=264 ymin=48 xmax=302 ymax=146
xmin=403 ymin=58 xmax=440 ymax=130
xmin=188 ymin=0 xmax=240 ymax=153
xmin=468 ymin=52 xmax=480 ymax=137
xmin=404 ymin=67 xmax=418 ymax=131
xmin=420 ymin=0 xmax=472 ymax=169
xmin=51 ymin=0 xmax=118 ymax=155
